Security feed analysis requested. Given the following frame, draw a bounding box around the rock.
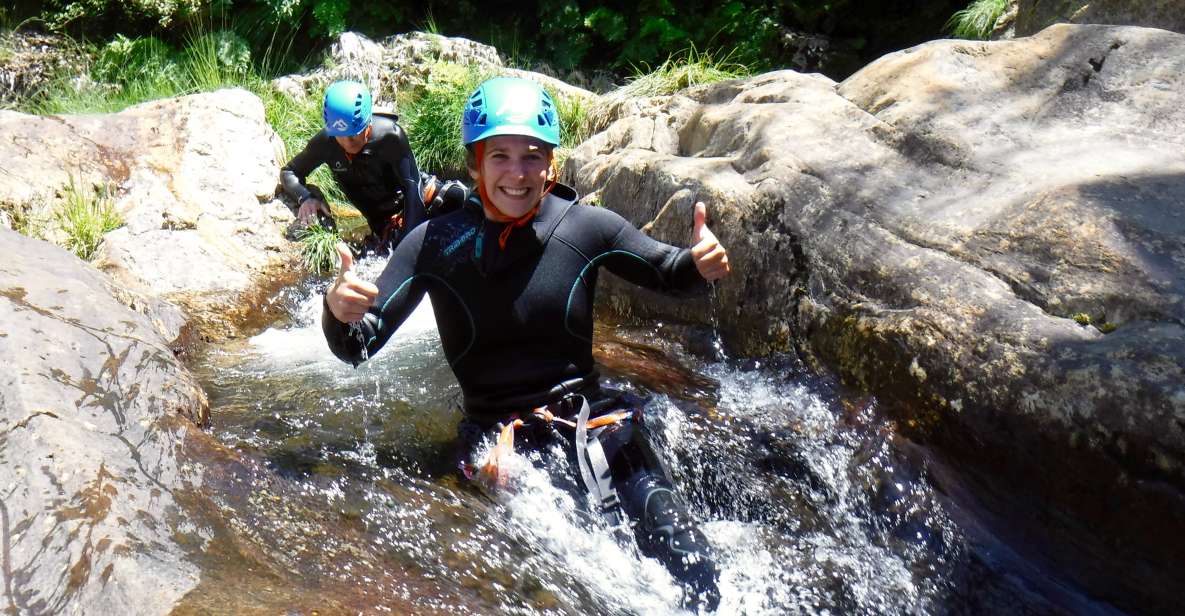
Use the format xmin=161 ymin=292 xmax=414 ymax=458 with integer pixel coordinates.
xmin=0 ymin=228 xmax=208 ymax=613
xmin=565 ymin=24 xmax=1185 ymax=614
xmin=1015 ymin=0 xmax=1185 ymax=37
xmin=0 ymin=88 xmax=301 ymax=343
xmin=270 ymin=31 xmax=597 ymax=113
xmin=0 ymin=31 xmax=91 ymax=107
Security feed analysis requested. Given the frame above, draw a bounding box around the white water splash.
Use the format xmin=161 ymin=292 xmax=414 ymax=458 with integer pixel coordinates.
xmin=247 ymin=254 xmax=439 ymax=370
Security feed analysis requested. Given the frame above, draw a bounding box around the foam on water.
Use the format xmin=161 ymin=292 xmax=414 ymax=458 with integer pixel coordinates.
xmin=246 ymin=254 xmax=439 ymax=370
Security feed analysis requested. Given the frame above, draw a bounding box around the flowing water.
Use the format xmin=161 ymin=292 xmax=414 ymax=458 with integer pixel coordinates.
xmin=188 ymin=256 xmax=1120 ymax=615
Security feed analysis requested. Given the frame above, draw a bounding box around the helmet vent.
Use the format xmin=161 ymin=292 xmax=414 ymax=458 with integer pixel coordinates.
xmin=477 ymin=113 xmax=487 ymax=126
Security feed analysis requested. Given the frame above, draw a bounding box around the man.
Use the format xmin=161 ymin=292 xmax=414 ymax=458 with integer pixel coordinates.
xmin=280 ymin=80 xmax=462 ymax=252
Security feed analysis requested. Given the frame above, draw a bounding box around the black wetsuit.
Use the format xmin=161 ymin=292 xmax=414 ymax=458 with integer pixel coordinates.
xmin=322 ymin=184 xmax=720 ymax=608
xmin=280 ymin=113 xmax=427 ymax=239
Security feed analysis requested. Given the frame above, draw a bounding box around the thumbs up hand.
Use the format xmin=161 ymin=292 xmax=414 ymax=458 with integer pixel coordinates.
xmin=325 ymin=242 xmax=379 ymax=323
xmin=690 ymin=202 xmax=730 ymax=282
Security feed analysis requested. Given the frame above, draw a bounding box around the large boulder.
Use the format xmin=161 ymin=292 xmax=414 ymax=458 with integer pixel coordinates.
xmin=1015 ymin=0 xmax=1185 ymax=36
xmin=565 ymin=23 xmax=1185 ymax=614
xmin=0 ymin=228 xmax=208 ymax=613
xmin=271 ymin=31 xmax=596 ymax=110
xmin=0 ymin=89 xmax=299 ymax=343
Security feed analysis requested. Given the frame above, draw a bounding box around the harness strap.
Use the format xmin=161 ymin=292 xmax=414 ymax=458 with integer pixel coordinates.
xmin=379 ymin=212 xmax=405 ymax=245
xmin=470 ymin=396 xmax=630 ymax=524
xmin=574 ymin=397 xmax=626 ymax=523
xmin=422 ymin=175 xmax=439 ymax=205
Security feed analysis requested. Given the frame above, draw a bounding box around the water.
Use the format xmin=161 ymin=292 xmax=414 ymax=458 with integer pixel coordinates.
xmin=187 ymin=256 xmax=1114 ymax=615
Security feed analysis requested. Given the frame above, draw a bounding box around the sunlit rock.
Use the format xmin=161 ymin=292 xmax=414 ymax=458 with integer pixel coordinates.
xmin=269 ymin=31 xmax=597 ymax=112
xmin=0 ymin=88 xmax=300 ymax=343
xmin=0 ymin=228 xmax=209 ymax=613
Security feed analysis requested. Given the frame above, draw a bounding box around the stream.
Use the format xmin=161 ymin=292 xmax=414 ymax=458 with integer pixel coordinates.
xmin=185 ymin=256 xmax=1120 ymax=615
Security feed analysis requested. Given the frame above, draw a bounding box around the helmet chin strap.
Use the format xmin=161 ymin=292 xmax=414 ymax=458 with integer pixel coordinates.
xmin=474 ymin=141 xmax=558 ymax=249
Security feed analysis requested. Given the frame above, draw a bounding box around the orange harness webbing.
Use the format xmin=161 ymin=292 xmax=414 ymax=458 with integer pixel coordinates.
xmin=473 ymin=406 xmax=631 ymax=489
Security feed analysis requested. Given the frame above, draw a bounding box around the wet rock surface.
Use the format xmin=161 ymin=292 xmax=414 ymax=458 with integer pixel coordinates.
xmin=567 ymin=23 xmax=1185 ymax=614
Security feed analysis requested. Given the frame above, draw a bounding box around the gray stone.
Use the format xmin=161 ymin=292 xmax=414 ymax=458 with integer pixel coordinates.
xmin=269 ymin=31 xmax=597 ymax=115
xmin=0 ymin=228 xmax=209 ymax=614
xmin=1015 ymin=0 xmax=1185 ymax=36
xmin=0 ymin=89 xmax=300 ymax=342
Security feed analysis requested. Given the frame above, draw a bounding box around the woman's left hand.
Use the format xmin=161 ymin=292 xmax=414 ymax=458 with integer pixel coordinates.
xmin=690 ymin=202 xmax=731 ymax=282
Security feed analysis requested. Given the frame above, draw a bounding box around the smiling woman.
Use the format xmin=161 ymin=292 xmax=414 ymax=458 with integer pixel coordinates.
xmin=321 ymin=76 xmax=732 ymax=609
xmin=469 ymin=136 xmax=554 ymax=219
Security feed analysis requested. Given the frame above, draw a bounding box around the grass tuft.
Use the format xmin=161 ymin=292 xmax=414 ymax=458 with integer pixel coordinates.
xmin=295 ymin=223 xmax=341 ymax=275
xmin=946 ymin=0 xmax=1009 ymax=40
xmin=56 ymin=177 xmax=122 ymax=261
xmin=617 ymin=46 xmax=750 ymax=98
xmin=398 ymin=62 xmax=491 ymax=178
xmin=555 ymin=93 xmax=593 ymax=149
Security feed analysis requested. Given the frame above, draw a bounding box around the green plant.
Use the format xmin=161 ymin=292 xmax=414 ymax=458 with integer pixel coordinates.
xmin=555 ymin=93 xmax=593 ymax=149
xmin=310 ymin=0 xmax=348 ymax=38
xmin=1097 ymin=322 xmax=1117 ymax=334
xmin=398 ymin=62 xmax=491 ymax=178
xmin=1072 ymin=313 xmax=1091 ymax=326
xmin=417 ymin=9 xmax=440 ymax=35
xmin=295 ymin=222 xmax=340 ymax=274
xmin=55 ymin=178 xmax=122 ymax=261
xmin=42 ymin=0 xmax=205 ymax=32
xmin=618 ymin=46 xmax=750 ymax=98
xmin=946 ymin=0 xmax=1008 ymax=40
xmin=183 ymin=30 xmax=254 ymax=91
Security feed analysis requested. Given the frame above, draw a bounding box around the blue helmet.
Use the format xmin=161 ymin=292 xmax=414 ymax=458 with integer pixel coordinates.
xmin=323 ymin=80 xmax=372 ymax=137
xmin=462 ymin=77 xmax=560 ymax=147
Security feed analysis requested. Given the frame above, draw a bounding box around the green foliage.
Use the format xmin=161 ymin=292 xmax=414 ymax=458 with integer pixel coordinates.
xmin=42 ymin=0 xmax=205 ymax=31
xmin=555 ymin=93 xmax=592 ymax=149
xmin=1097 ymin=322 xmax=1118 ymax=334
xmin=416 ymin=10 xmax=440 ymax=35
xmin=92 ymin=34 xmax=179 ymax=86
xmin=584 ymin=8 xmax=627 ymax=43
xmin=183 ymin=30 xmax=254 ymax=90
xmin=535 ymin=1 xmax=592 ymax=73
xmin=311 ymin=0 xmax=349 ymax=38
xmin=398 ymin=62 xmax=491 ymax=178
xmin=56 ymin=178 xmax=123 ymax=261
xmin=1072 ymin=313 xmax=1091 ymax=326
xmin=26 ymin=29 xmax=262 ymax=115
xmin=618 ymin=47 xmax=751 ymax=98
xmin=946 ymin=0 xmax=1008 ymax=40
xmin=295 ymin=222 xmax=340 ymax=274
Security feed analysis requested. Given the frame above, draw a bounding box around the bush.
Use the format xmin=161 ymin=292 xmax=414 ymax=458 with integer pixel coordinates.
xmin=555 ymin=93 xmax=592 ymax=150
xmin=42 ymin=0 xmax=205 ymax=32
xmin=184 ymin=30 xmax=253 ymax=90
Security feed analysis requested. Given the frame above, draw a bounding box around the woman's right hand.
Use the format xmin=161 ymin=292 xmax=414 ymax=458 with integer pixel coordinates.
xmin=298 ymin=197 xmax=330 ymax=224
xmin=326 ymin=243 xmax=378 ymax=323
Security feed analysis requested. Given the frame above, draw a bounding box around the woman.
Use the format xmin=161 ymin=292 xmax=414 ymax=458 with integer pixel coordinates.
xmin=323 ymin=77 xmax=731 ymax=609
